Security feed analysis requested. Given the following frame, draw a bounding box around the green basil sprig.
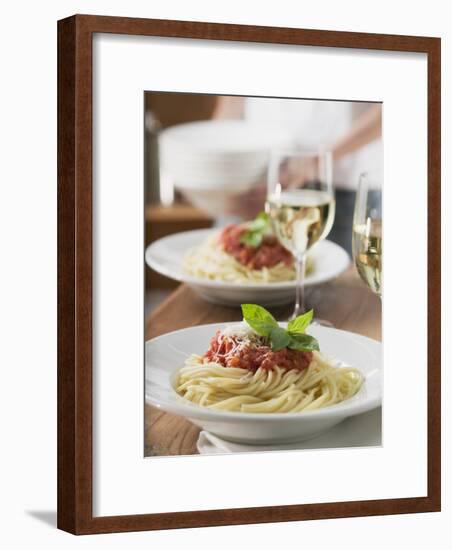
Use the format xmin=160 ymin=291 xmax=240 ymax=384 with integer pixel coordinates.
xmin=240 ymin=211 xmax=270 ymax=248
xmin=241 ymin=304 xmax=319 ymax=352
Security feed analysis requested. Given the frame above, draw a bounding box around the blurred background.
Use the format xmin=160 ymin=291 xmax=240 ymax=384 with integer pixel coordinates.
xmin=144 ymin=92 xmax=215 ymax=310
xmin=144 ymin=92 xmax=382 ymax=313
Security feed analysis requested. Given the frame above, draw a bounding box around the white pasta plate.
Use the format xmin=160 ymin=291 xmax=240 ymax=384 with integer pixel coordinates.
xmin=145 ymin=229 xmax=350 ymax=306
xmin=145 ymin=323 xmax=382 ymax=445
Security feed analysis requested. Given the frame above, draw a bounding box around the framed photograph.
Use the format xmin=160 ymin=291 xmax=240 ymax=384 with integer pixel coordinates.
xmin=58 ymin=15 xmax=441 ymax=534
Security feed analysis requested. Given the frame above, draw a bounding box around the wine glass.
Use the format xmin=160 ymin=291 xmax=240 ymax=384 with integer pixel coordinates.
xmin=266 ymin=149 xmax=335 ymax=320
xmin=352 ymin=172 xmax=382 ymax=296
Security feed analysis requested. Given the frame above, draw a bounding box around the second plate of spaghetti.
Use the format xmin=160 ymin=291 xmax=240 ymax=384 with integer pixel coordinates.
xmin=145 ymin=228 xmax=350 ymax=306
xmin=145 ymin=310 xmax=382 ymax=444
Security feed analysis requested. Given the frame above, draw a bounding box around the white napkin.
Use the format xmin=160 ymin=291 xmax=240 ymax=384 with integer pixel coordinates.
xmin=197 ymin=407 xmax=382 ymax=455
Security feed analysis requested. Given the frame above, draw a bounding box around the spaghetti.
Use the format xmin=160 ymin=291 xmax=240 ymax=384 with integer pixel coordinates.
xmin=183 ymin=231 xmax=313 ymax=284
xmin=175 ymin=325 xmax=363 ymax=414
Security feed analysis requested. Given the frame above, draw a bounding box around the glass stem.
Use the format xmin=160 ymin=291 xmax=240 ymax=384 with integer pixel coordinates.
xmin=292 ymin=253 xmax=306 ymax=320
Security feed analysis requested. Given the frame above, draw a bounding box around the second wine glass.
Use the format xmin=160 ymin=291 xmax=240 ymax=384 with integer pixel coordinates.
xmin=352 ymin=171 xmax=382 ymax=297
xmin=266 ymin=150 xmax=335 ymax=320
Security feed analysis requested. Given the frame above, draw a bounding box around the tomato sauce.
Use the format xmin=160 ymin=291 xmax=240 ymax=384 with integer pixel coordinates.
xmin=204 ymin=331 xmax=312 ymax=372
xmin=219 ymin=225 xmax=293 ymax=270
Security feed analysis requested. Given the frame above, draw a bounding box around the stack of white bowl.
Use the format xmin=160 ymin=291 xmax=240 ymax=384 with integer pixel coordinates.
xmin=158 ymin=120 xmax=293 ymax=216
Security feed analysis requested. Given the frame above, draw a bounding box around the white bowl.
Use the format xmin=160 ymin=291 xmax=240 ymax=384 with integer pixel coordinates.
xmin=159 ymin=119 xmax=293 ymax=156
xmin=159 ymin=120 xmax=294 ymax=205
xmin=145 ymin=229 xmax=350 ymax=306
xmin=145 ymin=323 xmax=382 ymax=444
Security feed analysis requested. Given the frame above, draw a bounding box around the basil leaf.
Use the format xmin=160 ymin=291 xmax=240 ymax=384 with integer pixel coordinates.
xmin=269 ymin=326 xmax=291 ymax=351
xmin=287 ymin=333 xmax=320 ymax=352
xmin=287 ymin=309 xmax=314 ymax=334
xmin=242 ymin=303 xmax=319 ymax=352
xmin=239 ymin=211 xmax=269 ymax=247
xmin=240 ymin=231 xmax=263 ymax=248
xmin=241 ymin=304 xmax=278 ymax=336
xmin=247 ymin=217 xmax=268 ymax=232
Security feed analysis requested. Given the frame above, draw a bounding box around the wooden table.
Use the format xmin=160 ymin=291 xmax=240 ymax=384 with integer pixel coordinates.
xmin=144 ymin=267 xmax=381 ymax=457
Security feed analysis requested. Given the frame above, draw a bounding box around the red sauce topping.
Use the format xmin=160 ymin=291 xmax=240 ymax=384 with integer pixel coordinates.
xmin=204 ymin=330 xmax=312 ymax=372
xmin=219 ymin=225 xmax=293 ymax=270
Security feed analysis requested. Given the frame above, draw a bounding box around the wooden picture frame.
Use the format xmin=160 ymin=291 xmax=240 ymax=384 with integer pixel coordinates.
xmin=58 ymin=14 xmax=441 ymax=534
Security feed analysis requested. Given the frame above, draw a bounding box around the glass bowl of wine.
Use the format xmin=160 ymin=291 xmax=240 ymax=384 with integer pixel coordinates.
xmin=266 ymin=149 xmax=335 ymax=320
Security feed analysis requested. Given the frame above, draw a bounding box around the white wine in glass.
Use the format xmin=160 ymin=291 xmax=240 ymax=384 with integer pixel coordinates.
xmin=352 ymin=172 xmax=382 ymax=296
xmin=267 ymin=189 xmax=335 ymax=256
xmin=266 ymin=150 xmax=335 ymax=320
